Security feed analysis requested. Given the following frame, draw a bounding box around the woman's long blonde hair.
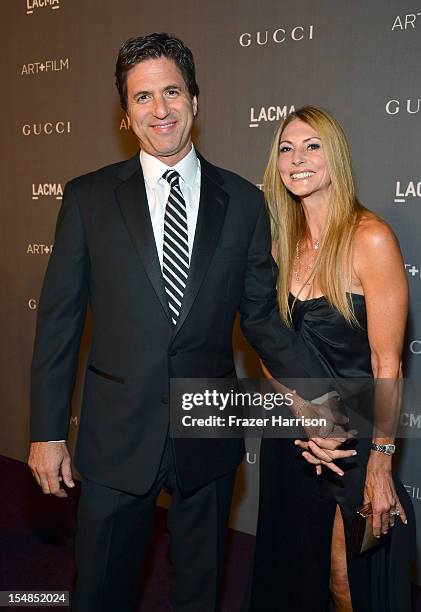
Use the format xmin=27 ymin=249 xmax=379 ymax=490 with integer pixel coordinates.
xmin=264 ymin=105 xmax=368 ymax=326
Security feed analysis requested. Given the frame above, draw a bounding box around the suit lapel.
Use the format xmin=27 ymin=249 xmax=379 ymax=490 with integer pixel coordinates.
xmin=173 ymin=159 xmax=228 ymax=338
xmin=115 ymin=155 xmax=172 ymax=322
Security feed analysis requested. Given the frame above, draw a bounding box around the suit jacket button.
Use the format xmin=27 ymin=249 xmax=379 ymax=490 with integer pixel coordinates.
xmin=169 ymin=349 xmax=178 ymax=357
xmin=161 ymin=395 xmax=169 ymax=404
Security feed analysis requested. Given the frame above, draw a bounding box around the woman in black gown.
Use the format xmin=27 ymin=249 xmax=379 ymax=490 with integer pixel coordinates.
xmin=247 ymin=106 xmax=414 ymax=612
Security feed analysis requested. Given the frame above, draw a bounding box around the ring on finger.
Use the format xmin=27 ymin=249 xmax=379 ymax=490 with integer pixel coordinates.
xmin=390 ymin=509 xmax=400 ymax=517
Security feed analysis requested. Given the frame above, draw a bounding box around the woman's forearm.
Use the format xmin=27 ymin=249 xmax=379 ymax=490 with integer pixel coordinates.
xmin=369 ymin=357 xmax=403 ymax=464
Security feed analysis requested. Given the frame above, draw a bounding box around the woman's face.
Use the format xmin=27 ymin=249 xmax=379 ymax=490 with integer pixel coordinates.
xmin=277 ymin=119 xmax=331 ymax=200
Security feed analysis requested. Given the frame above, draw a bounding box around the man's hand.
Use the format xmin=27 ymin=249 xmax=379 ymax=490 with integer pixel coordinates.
xmin=296 ymin=392 xmax=355 ymax=441
xmin=305 ymin=391 xmax=350 ymax=439
xmin=28 ymin=441 xmax=75 ymax=498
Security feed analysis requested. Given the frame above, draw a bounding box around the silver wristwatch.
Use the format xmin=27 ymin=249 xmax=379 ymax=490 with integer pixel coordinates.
xmin=370 ymin=443 xmax=396 ymax=455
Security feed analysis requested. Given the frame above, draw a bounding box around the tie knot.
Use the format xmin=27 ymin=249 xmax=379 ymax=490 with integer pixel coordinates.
xmin=163 ymin=169 xmax=180 ymax=188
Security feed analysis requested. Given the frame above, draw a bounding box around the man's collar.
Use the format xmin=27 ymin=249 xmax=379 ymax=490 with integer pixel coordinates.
xmin=140 ymin=145 xmax=199 ymax=188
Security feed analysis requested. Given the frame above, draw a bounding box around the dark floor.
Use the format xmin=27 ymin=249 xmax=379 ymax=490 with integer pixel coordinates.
xmin=0 ymin=454 xmax=420 ymax=611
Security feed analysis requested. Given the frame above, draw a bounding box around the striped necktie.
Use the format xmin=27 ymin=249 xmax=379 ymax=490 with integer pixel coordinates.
xmin=162 ymin=169 xmax=189 ymax=325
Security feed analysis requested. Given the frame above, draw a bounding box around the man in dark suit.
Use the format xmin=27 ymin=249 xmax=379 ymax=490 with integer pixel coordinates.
xmin=28 ymin=33 xmax=331 ymax=612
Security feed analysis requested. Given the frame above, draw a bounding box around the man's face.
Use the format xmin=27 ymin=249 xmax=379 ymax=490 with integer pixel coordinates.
xmin=125 ymin=57 xmax=197 ymax=166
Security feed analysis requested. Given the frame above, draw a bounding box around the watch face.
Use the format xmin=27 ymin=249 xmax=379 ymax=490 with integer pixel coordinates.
xmin=382 ymin=445 xmax=396 ymax=454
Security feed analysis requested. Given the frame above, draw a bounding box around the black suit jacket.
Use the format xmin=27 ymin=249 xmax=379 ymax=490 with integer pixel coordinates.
xmin=30 ymin=152 xmax=324 ymax=494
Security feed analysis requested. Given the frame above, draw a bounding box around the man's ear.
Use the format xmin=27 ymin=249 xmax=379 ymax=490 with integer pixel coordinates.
xmin=192 ymin=96 xmax=198 ymax=117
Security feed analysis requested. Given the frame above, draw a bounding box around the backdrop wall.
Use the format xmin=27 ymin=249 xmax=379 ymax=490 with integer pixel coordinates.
xmin=1 ymin=0 xmax=420 ymax=581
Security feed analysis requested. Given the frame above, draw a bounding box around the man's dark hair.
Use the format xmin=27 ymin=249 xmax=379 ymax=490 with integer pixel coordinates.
xmin=115 ymin=32 xmax=200 ymax=112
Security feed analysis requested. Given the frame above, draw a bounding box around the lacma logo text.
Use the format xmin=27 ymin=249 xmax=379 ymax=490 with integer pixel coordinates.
xmin=394 ymin=180 xmax=421 ymax=203
xmin=26 ymin=0 xmax=59 ymax=14
xmin=32 ymin=183 xmax=63 ymax=200
xmin=249 ymin=105 xmax=295 ymax=128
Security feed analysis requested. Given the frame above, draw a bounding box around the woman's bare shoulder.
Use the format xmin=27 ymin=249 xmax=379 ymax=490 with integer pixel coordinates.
xmin=354 ymin=213 xmax=400 ymax=254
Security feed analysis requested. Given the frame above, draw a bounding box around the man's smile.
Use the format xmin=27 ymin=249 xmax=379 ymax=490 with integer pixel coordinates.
xmin=151 ymin=120 xmax=177 ymax=131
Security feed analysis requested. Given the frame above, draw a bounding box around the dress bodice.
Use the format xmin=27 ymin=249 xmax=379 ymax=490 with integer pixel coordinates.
xmin=289 ymin=293 xmax=372 ymax=379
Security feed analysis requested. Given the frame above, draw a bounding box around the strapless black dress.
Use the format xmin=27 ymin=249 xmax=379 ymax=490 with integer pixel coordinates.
xmin=247 ymin=294 xmax=415 ymax=612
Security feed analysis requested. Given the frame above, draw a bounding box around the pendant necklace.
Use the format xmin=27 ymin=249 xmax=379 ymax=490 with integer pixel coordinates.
xmin=294 ymin=238 xmax=320 ymax=285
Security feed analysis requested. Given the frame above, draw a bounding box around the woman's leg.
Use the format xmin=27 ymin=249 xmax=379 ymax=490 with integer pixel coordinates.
xmin=330 ymin=505 xmax=353 ymax=612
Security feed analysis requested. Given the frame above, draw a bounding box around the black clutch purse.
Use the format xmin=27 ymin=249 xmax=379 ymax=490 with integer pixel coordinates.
xmin=350 ymin=503 xmax=380 ymax=554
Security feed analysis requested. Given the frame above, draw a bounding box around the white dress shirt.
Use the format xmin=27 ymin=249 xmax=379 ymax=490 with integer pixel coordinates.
xmin=140 ymin=145 xmax=201 ymax=267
